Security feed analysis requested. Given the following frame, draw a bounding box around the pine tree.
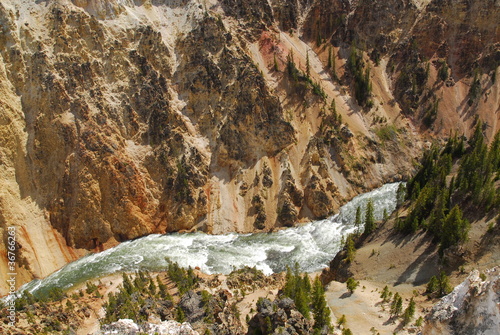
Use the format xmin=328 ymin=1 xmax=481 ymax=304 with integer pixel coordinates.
xmin=346 ymin=277 xmax=358 ymax=294
xmin=364 ymin=199 xmax=376 ymax=234
xmin=380 ymin=285 xmax=390 ymax=303
xmin=396 ymin=183 xmax=406 ymax=206
xmin=345 ymin=235 xmax=356 ymax=263
xmin=148 ymin=278 xmax=157 ymax=296
xmin=342 ymin=328 xmax=353 ymax=335
xmin=426 ymin=276 xmax=438 ymax=294
xmin=306 ymin=51 xmax=311 ymax=79
xmin=123 ymin=273 xmax=134 ymax=295
xmin=337 ymin=314 xmax=346 ymax=327
xmin=438 ymin=271 xmax=452 ymax=297
xmin=316 ymin=20 xmax=322 ymax=46
xmin=355 ymin=206 xmax=362 ymax=232
xmin=440 ymin=205 xmax=469 ymax=251
xmin=176 ymin=306 xmax=186 ymax=322
xmin=311 ymin=276 xmax=331 ymax=331
xmin=295 ymin=286 xmax=310 ymax=318
xmin=327 ymin=46 xmax=332 ymax=69
xmin=302 ymin=274 xmax=312 ymax=295
xmin=390 ymin=293 xmax=403 ymax=317
xmin=283 ymin=265 xmax=296 ymax=299
xmin=403 ymin=297 xmax=416 ymax=324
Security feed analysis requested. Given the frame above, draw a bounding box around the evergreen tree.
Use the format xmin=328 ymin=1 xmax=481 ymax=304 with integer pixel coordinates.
xmin=380 ymin=285 xmax=390 ymax=303
xmin=437 ymin=271 xmax=452 ymax=297
xmin=283 ymin=265 xmax=296 ymax=299
xmin=345 ymin=234 xmax=356 ymax=263
xmin=148 ymin=277 xmax=157 ymax=296
xmin=295 ymin=286 xmax=310 ymax=318
xmin=440 ymin=205 xmax=469 ymax=251
xmin=403 ymin=297 xmax=416 ymax=324
xmin=390 ymin=293 xmax=403 ymax=317
xmin=311 ymin=276 xmax=331 ymax=331
xmin=355 ymin=206 xmax=362 ymax=232
xmin=327 ymin=46 xmax=332 ymax=69
xmin=337 ymin=314 xmax=346 ymax=327
xmin=438 ymin=61 xmax=449 ymax=81
xmin=364 ymin=199 xmax=376 ymax=235
xmin=123 ymin=273 xmax=134 ymax=295
xmin=306 ymin=51 xmax=311 ymax=79
xmin=302 ymin=274 xmax=312 ymax=295
xmin=176 ymin=306 xmax=186 ymax=322
xmin=396 ymin=183 xmax=406 ymax=206
xmin=426 ymin=276 xmax=438 ymax=294
xmin=346 ymin=277 xmax=359 ymax=294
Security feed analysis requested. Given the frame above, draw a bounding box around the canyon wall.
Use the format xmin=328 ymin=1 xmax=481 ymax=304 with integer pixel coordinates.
xmin=0 ymin=0 xmax=498 ymax=294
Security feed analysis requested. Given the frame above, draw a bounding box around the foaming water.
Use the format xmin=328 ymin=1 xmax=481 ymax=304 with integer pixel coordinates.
xmin=14 ymin=182 xmax=402 ymax=297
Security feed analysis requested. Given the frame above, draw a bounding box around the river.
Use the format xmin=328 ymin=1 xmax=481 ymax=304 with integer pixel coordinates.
xmin=14 ymin=182 xmax=402 ymax=298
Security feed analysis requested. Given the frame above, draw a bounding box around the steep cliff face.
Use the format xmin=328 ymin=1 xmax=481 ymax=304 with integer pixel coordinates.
xmin=303 ymin=0 xmax=500 ymax=137
xmin=424 ymin=268 xmax=500 ymax=335
xmin=0 ymin=0 xmax=497 ymax=293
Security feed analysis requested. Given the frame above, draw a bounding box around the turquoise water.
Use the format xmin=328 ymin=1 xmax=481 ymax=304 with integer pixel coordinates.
xmin=14 ymin=182 xmax=401 ymax=298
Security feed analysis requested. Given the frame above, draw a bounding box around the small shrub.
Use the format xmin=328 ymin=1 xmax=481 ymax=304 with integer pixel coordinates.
xmin=346 ymin=278 xmax=359 ymax=294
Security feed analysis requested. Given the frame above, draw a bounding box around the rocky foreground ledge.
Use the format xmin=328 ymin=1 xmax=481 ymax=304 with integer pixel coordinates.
xmin=424 ymin=267 xmax=500 ymax=335
xmin=97 ymin=319 xmax=199 ymax=335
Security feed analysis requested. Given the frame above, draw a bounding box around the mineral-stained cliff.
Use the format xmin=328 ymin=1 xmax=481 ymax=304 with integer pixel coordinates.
xmin=0 ymin=0 xmax=498 ymax=293
xmin=424 ymin=267 xmax=500 ymax=335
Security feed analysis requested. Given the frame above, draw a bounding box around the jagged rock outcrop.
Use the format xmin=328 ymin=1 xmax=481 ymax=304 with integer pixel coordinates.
xmin=0 ymin=0 xmax=497 ymax=294
xmin=423 ymin=267 xmax=500 ymax=335
xmin=98 ymin=319 xmax=199 ymax=335
xmin=247 ymin=297 xmax=314 ymax=334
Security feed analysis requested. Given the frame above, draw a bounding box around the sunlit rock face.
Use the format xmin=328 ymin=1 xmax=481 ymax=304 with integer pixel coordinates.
xmin=0 ymin=0 xmax=498 ymax=293
xmin=424 ymin=267 xmax=500 ymax=335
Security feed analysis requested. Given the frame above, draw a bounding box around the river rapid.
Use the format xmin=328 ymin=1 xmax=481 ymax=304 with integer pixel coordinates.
xmin=14 ymin=182 xmax=402 ymax=298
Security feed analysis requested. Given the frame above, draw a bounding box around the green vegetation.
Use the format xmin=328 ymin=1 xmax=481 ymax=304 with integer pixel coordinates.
xmin=282 ymin=264 xmax=331 ymax=332
xmin=342 ymin=328 xmax=353 ymax=335
xmin=364 ymin=199 xmax=376 ymax=235
xmin=286 ymin=50 xmax=326 ymax=99
xmin=104 ymin=272 xmax=157 ymax=323
xmin=375 ymin=125 xmax=398 ymax=142
xmin=426 ymin=271 xmax=452 ymax=298
xmin=311 ymin=276 xmax=332 ymax=332
xmin=396 ymin=124 xmax=500 ymax=253
xmin=273 ymin=53 xmax=279 ymax=72
xmin=390 ymin=292 xmax=403 ymax=317
xmin=438 ymin=60 xmax=449 ymax=81
xmin=395 ymin=60 xmax=429 ymax=115
xmin=252 ymin=194 xmax=267 ymax=229
xmin=348 ymin=46 xmax=373 ymax=108
xmin=327 ymin=46 xmax=337 ymax=80
xmin=346 ymin=277 xmax=359 ymax=294
xmin=345 ymin=234 xmax=356 ymax=263
xmin=355 ymin=206 xmax=362 ymax=232
xmin=337 ymin=314 xmax=347 ymax=327
xmin=403 ymin=297 xmax=416 ymax=324
xmin=380 ymin=285 xmax=391 ymax=303
xmin=103 ymin=261 xmax=199 ymax=324
xmin=468 ymin=71 xmax=481 ymax=106
xmin=422 ymin=98 xmax=439 ymax=127
xmin=166 ymin=260 xmax=199 ymax=295
xmin=283 ymin=264 xmax=310 ymax=318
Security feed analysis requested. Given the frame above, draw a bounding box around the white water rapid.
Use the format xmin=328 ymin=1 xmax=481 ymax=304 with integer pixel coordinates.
xmin=13 ymin=182 xmax=402 ymax=297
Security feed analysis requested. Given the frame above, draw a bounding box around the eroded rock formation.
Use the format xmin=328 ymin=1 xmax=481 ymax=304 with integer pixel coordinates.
xmin=0 ymin=0 xmax=498 ymax=293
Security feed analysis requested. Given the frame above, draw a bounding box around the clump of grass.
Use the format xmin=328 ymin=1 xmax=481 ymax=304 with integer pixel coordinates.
xmin=376 ymin=125 xmax=398 ymax=142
